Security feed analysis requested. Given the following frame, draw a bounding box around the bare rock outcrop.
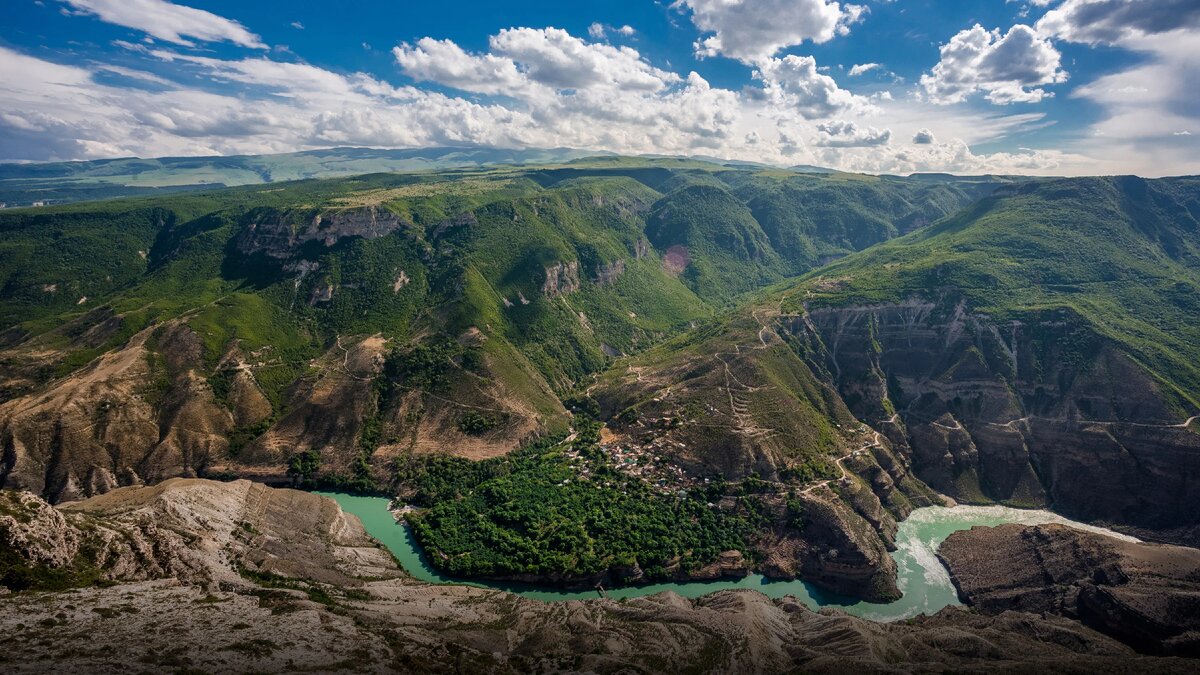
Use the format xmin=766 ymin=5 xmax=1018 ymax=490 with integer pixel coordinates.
xmin=793 ymin=493 xmax=901 ymax=602
xmin=542 ymin=260 xmax=581 ymax=296
xmin=2 ymin=479 xmax=399 ymax=591
xmin=592 ymin=258 xmax=626 ymax=286
xmin=235 ymin=206 xmax=408 ymax=261
xmin=940 ymin=523 xmax=1200 ymax=657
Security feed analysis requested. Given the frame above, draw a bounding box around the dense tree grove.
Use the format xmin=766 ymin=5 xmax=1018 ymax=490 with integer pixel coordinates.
xmin=399 ymin=430 xmax=753 ymax=581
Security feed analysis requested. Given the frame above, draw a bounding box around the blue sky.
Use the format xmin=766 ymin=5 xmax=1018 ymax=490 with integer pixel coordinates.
xmin=1 ymin=0 xmax=1197 ymax=175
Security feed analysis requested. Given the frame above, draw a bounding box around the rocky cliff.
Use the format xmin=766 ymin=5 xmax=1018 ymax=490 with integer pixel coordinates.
xmin=236 ymin=206 xmax=410 ymax=261
xmin=1 ymin=479 xmax=398 ymax=592
xmin=541 ymin=260 xmax=581 ymax=297
xmin=940 ymin=523 xmax=1200 ymax=657
xmin=792 ymin=300 xmax=1200 ymax=543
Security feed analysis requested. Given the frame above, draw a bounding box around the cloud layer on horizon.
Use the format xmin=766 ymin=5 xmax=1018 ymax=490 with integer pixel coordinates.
xmin=0 ymin=0 xmax=1196 ymax=177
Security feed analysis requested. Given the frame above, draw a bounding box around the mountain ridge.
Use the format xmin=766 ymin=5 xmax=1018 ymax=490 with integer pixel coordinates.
xmin=2 ymin=160 xmax=1198 ymax=602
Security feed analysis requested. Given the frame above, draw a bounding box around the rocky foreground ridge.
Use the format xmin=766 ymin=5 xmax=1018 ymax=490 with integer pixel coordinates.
xmin=2 ymin=479 xmax=1196 ymax=673
xmin=939 ymin=523 xmax=1200 ymax=658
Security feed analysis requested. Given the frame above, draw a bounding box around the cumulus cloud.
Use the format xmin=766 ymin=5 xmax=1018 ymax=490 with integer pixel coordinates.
xmin=913 ymin=128 xmax=935 ymax=144
xmin=395 ymin=29 xmax=677 ymax=97
xmin=921 ymin=24 xmax=1067 ymax=104
xmin=1067 ymin=30 xmax=1200 ymax=171
xmin=1036 ymin=0 xmax=1200 ymax=45
xmin=61 ymin=0 xmax=265 ymax=48
xmin=852 ymin=139 xmax=1065 ymax=174
xmin=813 ymin=121 xmax=891 ymax=147
xmin=393 ymin=38 xmax=529 ymax=96
xmin=677 ymin=0 xmax=866 ymax=63
xmin=588 ymin=23 xmax=636 ymax=40
xmin=489 ymin=28 xmax=676 ymax=91
xmin=755 ymin=55 xmax=873 ymax=119
xmin=1019 ymin=1 xmax=1200 ymax=173
xmin=848 ymin=62 xmax=880 ymax=76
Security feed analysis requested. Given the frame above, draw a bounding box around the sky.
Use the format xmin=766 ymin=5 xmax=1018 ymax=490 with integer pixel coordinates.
xmin=0 ymin=0 xmax=1197 ymax=176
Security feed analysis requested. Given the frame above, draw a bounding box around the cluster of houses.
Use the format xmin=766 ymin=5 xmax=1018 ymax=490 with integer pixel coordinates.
xmin=559 ymin=432 xmax=705 ymax=496
xmin=0 ymin=200 xmax=55 ymax=209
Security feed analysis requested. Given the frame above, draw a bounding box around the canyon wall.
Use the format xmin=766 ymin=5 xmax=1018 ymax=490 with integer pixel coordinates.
xmin=793 ymin=300 xmax=1200 ymax=542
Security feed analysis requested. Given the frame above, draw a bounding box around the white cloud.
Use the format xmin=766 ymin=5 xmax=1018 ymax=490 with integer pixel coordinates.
xmin=1022 ymin=1 xmax=1200 ymax=175
xmin=0 ymin=40 xmax=1035 ymax=173
xmin=152 ymin=51 xmax=410 ymax=103
xmin=1036 ymin=0 xmax=1200 ymax=45
xmin=837 ymin=139 xmax=1068 ymax=175
xmin=3 ymin=13 xmax=1192 ymax=177
xmin=61 ymin=0 xmax=265 ymax=49
xmin=754 ymin=55 xmax=874 ymax=119
xmin=395 ymin=29 xmax=677 ymax=98
xmin=488 ymin=28 xmax=677 ymax=91
xmin=393 ymin=38 xmax=529 ymax=96
xmin=92 ymin=63 xmax=173 ymax=86
xmin=1066 ymin=30 xmax=1200 ymax=174
xmin=111 ymin=39 xmax=149 ymax=53
xmin=588 ymin=23 xmax=637 ymax=40
xmin=290 ymin=21 xmax=303 ymax=30
xmin=677 ymin=0 xmax=866 ymax=63
xmin=913 ymin=128 xmax=935 ymax=144
xmin=848 ymin=62 xmax=880 ymax=76
xmin=813 ymin=120 xmax=891 ymax=147
xmin=921 ymin=24 xmax=1067 ymax=104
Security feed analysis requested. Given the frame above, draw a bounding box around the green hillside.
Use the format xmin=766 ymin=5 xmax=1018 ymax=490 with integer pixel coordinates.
xmin=0 ymin=159 xmax=1044 ymax=589
xmin=794 ymin=176 xmax=1200 ymax=407
xmin=0 ymin=162 xmax=997 ymax=388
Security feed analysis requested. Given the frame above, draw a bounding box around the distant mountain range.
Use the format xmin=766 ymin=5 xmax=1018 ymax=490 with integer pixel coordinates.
xmin=0 ymin=147 xmax=846 ymax=208
xmin=0 ymin=147 xmax=614 ymax=207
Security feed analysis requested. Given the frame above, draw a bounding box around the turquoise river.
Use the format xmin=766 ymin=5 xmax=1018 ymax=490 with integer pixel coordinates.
xmin=323 ymin=493 xmax=1138 ymax=622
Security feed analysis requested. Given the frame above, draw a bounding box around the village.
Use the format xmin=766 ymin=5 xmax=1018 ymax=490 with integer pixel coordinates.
xmin=559 ymin=416 xmax=884 ymax=501
xmin=556 ymin=428 xmax=706 ymax=497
